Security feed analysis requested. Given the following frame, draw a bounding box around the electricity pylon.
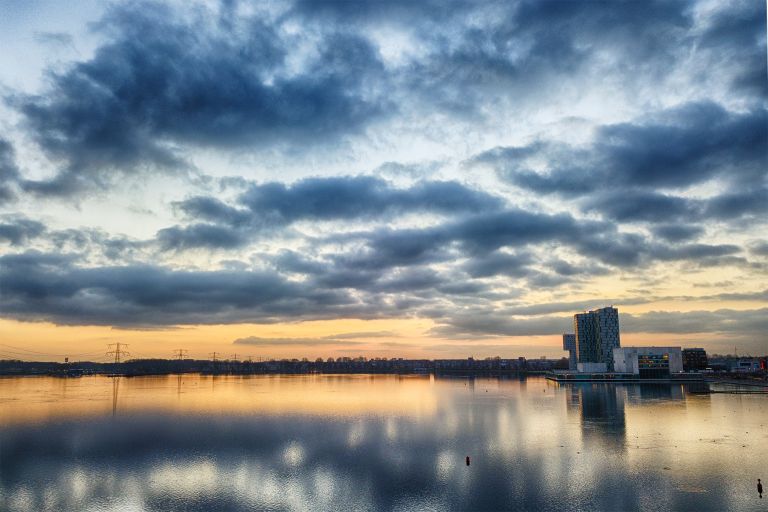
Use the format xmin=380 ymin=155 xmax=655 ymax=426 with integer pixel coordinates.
xmin=173 ymin=348 xmax=189 ymax=361
xmin=106 ymin=343 xmax=130 ymax=363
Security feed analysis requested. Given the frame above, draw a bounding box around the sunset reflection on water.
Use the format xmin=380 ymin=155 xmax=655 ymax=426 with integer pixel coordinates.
xmin=1 ymin=375 xmax=766 ymax=512
xmin=0 ymin=374 xmax=439 ymax=425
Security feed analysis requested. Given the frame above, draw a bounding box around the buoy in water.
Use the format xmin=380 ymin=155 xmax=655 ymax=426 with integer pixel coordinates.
xmin=466 ymin=456 xmax=471 ymax=466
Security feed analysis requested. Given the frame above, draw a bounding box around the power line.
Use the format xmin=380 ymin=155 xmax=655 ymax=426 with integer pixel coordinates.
xmin=0 ymin=343 xmax=105 ymax=358
xmin=173 ymin=348 xmax=189 ymax=360
xmin=209 ymin=352 xmax=220 ymax=363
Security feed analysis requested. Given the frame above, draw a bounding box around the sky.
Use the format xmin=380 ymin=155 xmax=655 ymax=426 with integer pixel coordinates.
xmin=0 ymin=0 xmax=766 ymax=362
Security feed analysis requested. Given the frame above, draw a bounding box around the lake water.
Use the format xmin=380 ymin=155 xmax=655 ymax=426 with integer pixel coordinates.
xmin=0 ymin=374 xmax=765 ymax=511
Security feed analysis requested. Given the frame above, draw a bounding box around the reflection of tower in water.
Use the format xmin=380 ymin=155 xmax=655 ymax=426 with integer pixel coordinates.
xmin=577 ymin=384 xmax=626 ymax=449
xmin=111 ymin=376 xmax=120 ymax=417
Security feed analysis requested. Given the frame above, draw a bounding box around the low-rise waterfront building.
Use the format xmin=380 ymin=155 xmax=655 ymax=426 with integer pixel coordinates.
xmin=730 ymin=358 xmax=761 ymax=373
xmin=682 ymin=348 xmax=708 ymax=372
xmin=612 ymin=347 xmax=683 ymax=377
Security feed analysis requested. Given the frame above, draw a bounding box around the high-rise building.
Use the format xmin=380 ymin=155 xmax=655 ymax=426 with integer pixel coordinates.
xmin=574 ymin=306 xmax=620 ymax=371
xmin=562 ymin=334 xmax=576 ymax=370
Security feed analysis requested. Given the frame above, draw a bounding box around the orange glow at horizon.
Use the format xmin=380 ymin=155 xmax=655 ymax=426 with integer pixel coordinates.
xmin=1 ymin=297 xmax=764 ymax=361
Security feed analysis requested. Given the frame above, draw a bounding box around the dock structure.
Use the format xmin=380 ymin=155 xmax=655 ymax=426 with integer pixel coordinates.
xmin=546 ymin=372 xmax=705 ymax=383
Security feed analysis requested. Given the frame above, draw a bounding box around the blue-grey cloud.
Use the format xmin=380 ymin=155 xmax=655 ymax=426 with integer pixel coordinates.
xmin=583 ymin=191 xmax=697 ymax=223
xmin=0 ymin=217 xmax=45 ymax=246
xmin=650 ymin=224 xmax=704 ymax=243
xmin=431 ymin=308 xmax=768 ymax=339
xmin=703 ymin=187 xmax=768 ymax=220
xmin=156 ymin=224 xmax=248 ymax=251
xmin=486 ymin=102 xmax=766 ymax=194
xmin=0 ymin=138 xmax=20 ymax=204
xmin=0 ymin=0 xmax=765 ymax=347
xmin=462 ymin=251 xmax=533 ymax=278
xmin=0 ymin=251 xmax=360 ymax=326
xmin=13 ymin=2 xmax=388 ymax=195
xmin=240 ymin=176 xmax=503 ymax=222
xmin=319 ymin=206 xmax=752 ymax=274
xmin=370 ymin=0 xmax=695 ymax=117
xmin=749 ymin=241 xmax=768 ymax=257
xmin=696 ymin=0 xmax=767 ymax=99
xmin=163 ymin=176 xmax=504 ymax=249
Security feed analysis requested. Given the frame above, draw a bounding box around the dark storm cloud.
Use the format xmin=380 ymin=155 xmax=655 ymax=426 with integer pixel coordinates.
xmin=749 ymin=241 xmax=768 ymax=257
xmin=175 ymin=197 xmax=252 ymax=228
xmin=0 ymin=251 xmax=362 ymax=326
xmin=654 ymin=243 xmax=741 ymax=261
xmin=336 ymin=227 xmax=451 ymax=271
xmin=372 ymin=267 xmax=442 ymax=293
xmin=493 ymin=290 xmax=768 ymax=318
xmin=240 ymin=177 xmax=502 ymax=222
xmin=696 ymin=0 xmax=767 ymax=99
xmin=583 ymin=191 xmax=697 ymax=223
xmin=485 ymin=102 xmax=766 ymax=194
xmin=429 ymin=311 xmax=573 ymax=338
xmin=268 ymin=250 xmax=328 ymax=276
xmin=45 ymin=227 xmax=150 ymax=261
xmin=156 ymin=224 xmax=247 ymax=251
xmin=594 ymin=103 xmax=766 ymax=188
xmin=291 ymin=0 xmax=469 ymax=22
xmin=1 ymin=0 xmax=764 ymax=340
xmin=447 ymin=209 xmax=583 ymax=253
xmin=621 ymin=309 xmax=768 ymax=335
xmin=703 ymin=187 xmax=768 ymax=220
xmin=9 ymin=0 xmax=763 ymax=200
xmin=462 ymin=251 xmax=533 ymax=278
xmin=0 ymin=138 xmax=20 ymax=204
xmin=163 ymin=176 xmax=503 ymax=249
xmin=437 ymin=280 xmax=490 ymax=296
xmin=0 ymin=217 xmax=45 ymax=245
xmin=651 ymin=224 xmax=704 ymax=243
xmin=386 ymin=0 xmax=693 ymax=116
xmin=14 ymin=1 xmax=388 ymax=195
xmin=572 ymin=186 xmax=763 ymax=226
xmin=319 ymin=206 xmax=751 ymax=275
xmin=431 ymin=308 xmax=768 ymax=339
xmin=2 ymin=246 xmax=763 ymax=331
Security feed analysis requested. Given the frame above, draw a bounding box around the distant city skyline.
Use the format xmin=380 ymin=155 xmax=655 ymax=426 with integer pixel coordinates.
xmin=0 ymin=0 xmax=766 ymax=360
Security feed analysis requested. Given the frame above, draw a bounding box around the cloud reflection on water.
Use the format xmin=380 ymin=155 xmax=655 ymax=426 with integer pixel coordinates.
xmin=0 ymin=376 xmax=762 ymax=512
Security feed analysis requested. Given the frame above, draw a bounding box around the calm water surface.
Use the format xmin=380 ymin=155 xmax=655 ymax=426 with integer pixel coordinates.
xmin=0 ymin=374 xmax=765 ymax=511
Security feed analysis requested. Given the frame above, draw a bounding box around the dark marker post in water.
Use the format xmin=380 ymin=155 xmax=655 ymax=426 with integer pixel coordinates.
xmin=758 ymin=479 xmax=763 ymax=498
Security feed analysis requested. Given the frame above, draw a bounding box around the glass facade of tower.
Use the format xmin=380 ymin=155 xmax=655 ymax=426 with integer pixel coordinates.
xmin=574 ymin=306 xmax=621 ymax=371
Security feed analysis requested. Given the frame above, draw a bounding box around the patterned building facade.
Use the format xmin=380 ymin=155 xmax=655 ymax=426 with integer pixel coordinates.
xmin=562 ymin=334 xmax=577 ymax=370
xmin=574 ymin=306 xmax=621 ymax=371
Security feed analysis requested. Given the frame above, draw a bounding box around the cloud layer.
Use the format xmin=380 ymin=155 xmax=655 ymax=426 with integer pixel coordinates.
xmin=0 ymin=0 xmax=765 ymax=354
